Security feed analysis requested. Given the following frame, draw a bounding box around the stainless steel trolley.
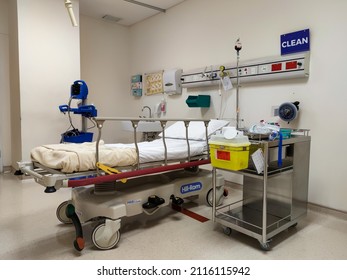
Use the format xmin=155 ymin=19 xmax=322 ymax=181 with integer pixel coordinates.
xmin=212 ymin=130 xmax=311 ymax=250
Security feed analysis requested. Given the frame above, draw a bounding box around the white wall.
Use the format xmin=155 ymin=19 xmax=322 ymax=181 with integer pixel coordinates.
xmin=80 ymin=15 xmax=134 ymax=143
xmin=0 ymin=0 xmax=11 ymax=169
xmin=10 ymin=0 xmax=81 ymax=162
xmin=126 ymin=0 xmax=347 ymax=211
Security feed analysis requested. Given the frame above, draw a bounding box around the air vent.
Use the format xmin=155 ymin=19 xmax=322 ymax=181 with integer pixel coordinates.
xmin=102 ymin=15 xmax=122 ymax=22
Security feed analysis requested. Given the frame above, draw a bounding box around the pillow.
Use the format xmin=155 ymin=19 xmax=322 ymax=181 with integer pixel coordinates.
xmin=159 ymin=119 xmax=229 ymax=140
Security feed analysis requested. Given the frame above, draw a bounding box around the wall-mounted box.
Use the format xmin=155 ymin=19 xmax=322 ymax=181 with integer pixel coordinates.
xmin=163 ymin=69 xmax=182 ymax=95
xmin=186 ymin=95 xmax=210 ymax=108
xmin=131 ymin=74 xmax=142 ymax=96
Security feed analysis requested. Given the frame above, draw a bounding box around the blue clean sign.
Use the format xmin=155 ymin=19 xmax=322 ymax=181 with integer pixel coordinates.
xmin=281 ymin=29 xmax=310 ymax=55
xmin=180 ymin=182 xmax=202 ymax=194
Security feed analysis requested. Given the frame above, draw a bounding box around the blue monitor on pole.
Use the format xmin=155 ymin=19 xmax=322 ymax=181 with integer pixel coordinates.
xmin=71 ymin=80 xmax=88 ymax=100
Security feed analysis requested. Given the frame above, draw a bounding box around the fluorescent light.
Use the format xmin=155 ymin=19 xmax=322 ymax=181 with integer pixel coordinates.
xmin=64 ymin=0 xmax=78 ymax=27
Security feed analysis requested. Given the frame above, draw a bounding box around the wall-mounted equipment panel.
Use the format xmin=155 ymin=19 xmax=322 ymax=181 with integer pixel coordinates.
xmin=181 ymin=52 xmax=310 ymax=88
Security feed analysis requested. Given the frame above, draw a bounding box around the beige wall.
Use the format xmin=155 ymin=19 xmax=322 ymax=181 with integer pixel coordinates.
xmin=9 ymin=0 xmax=81 ymax=163
xmin=80 ymin=15 xmax=134 ymax=143
xmin=127 ymin=0 xmax=347 ymax=211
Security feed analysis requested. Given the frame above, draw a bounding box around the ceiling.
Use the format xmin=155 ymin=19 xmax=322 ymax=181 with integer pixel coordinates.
xmin=79 ymin=0 xmax=186 ymax=26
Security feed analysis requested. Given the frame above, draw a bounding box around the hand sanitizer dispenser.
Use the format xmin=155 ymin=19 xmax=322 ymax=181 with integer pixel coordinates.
xmin=163 ymin=69 xmax=182 ymax=95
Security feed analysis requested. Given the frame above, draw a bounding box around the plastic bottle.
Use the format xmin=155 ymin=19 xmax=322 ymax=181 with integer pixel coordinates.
xmin=160 ymin=98 xmax=166 ymax=113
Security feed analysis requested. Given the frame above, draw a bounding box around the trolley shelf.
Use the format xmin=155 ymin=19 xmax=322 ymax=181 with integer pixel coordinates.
xmin=216 ymin=201 xmax=294 ymax=235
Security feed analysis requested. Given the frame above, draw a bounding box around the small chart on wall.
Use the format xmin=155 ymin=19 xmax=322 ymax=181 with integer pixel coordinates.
xmin=144 ymin=70 xmax=164 ymax=95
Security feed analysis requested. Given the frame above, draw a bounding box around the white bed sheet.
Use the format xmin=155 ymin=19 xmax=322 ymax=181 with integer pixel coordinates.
xmin=106 ymin=138 xmax=207 ymax=164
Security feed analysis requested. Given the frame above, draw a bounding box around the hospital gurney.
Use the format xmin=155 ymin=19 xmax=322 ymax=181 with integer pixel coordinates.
xmin=17 ymin=117 xmax=229 ymax=251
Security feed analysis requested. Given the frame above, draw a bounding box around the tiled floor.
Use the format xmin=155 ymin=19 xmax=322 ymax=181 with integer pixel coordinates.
xmin=1 ymin=170 xmax=347 ymax=260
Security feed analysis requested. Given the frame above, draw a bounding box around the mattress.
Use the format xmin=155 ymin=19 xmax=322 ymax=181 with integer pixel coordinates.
xmin=30 ymin=119 xmax=230 ymax=173
xmin=30 ymin=139 xmax=207 ymax=173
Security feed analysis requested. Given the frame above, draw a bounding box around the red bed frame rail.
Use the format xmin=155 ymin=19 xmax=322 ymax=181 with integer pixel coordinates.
xmin=68 ymin=159 xmax=211 ymax=188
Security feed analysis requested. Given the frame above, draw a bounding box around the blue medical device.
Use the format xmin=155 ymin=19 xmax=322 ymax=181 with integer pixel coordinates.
xmin=71 ymin=80 xmax=89 ymax=100
xmin=59 ymin=80 xmax=97 ymax=118
xmin=59 ymin=80 xmax=97 ymax=143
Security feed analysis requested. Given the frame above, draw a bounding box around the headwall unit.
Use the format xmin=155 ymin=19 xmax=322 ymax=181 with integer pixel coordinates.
xmin=181 ymin=52 xmax=310 ymax=88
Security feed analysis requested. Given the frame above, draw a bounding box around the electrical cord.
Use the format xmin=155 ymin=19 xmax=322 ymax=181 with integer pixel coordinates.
xmin=60 ymin=97 xmax=79 ymax=143
xmin=87 ymin=117 xmax=96 ymax=130
xmin=67 ymin=97 xmax=76 ymax=131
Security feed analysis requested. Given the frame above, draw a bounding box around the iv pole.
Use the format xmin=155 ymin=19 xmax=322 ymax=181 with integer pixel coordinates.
xmin=235 ymin=38 xmax=242 ymax=129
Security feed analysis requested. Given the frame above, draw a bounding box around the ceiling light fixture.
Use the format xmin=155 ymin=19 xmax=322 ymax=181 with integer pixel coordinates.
xmin=64 ymin=0 xmax=78 ymax=27
xmin=123 ymin=0 xmax=166 ymax=13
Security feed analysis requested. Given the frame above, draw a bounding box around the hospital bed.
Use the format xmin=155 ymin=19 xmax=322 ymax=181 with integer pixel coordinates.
xmin=17 ymin=117 xmax=229 ymax=251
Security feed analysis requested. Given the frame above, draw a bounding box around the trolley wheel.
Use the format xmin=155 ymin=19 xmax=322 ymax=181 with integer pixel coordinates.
xmin=206 ymin=188 xmax=226 ymax=207
xmin=56 ymin=201 xmax=72 ymax=224
xmin=259 ymin=241 xmax=271 ymax=251
xmin=92 ymin=222 xmax=121 ymax=250
xmin=289 ymin=222 xmax=298 ymax=229
xmin=206 ymin=189 xmax=213 ymax=207
xmin=223 ymin=226 xmax=232 ymax=236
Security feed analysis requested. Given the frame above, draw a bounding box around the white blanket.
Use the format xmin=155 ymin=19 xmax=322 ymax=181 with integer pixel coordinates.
xmin=31 ymin=140 xmax=137 ymax=173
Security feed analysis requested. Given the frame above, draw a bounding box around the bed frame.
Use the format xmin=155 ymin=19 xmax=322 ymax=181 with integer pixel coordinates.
xmin=16 ymin=117 xmax=227 ymax=251
xmin=17 ymin=117 xmax=211 ymax=193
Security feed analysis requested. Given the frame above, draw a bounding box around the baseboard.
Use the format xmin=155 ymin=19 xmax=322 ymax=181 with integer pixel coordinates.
xmin=1 ymin=165 xmax=13 ymax=174
xmin=308 ymin=203 xmax=347 ymax=220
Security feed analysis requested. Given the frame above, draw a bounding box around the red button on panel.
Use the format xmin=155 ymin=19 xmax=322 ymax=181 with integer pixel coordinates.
xmin=286 ymin=61 xmax=298 ymax=70
xmin=271 ymin=63 xmax=282 ymax=71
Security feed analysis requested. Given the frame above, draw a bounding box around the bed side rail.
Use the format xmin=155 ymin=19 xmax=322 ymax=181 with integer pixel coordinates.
xmin=93 ymin=117 xmax=211 ymax=173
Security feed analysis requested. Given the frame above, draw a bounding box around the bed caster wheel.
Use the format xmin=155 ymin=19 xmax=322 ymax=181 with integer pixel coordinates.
xmin=92 ymin=222 xmax=121 ymax=250
xmin=259 ymin=241 xmax=271 ymax=251
xmin=56 ymin=201 xmax=72 ymax=224
xmin=223 ymin=226 xmax=232 ymax=236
